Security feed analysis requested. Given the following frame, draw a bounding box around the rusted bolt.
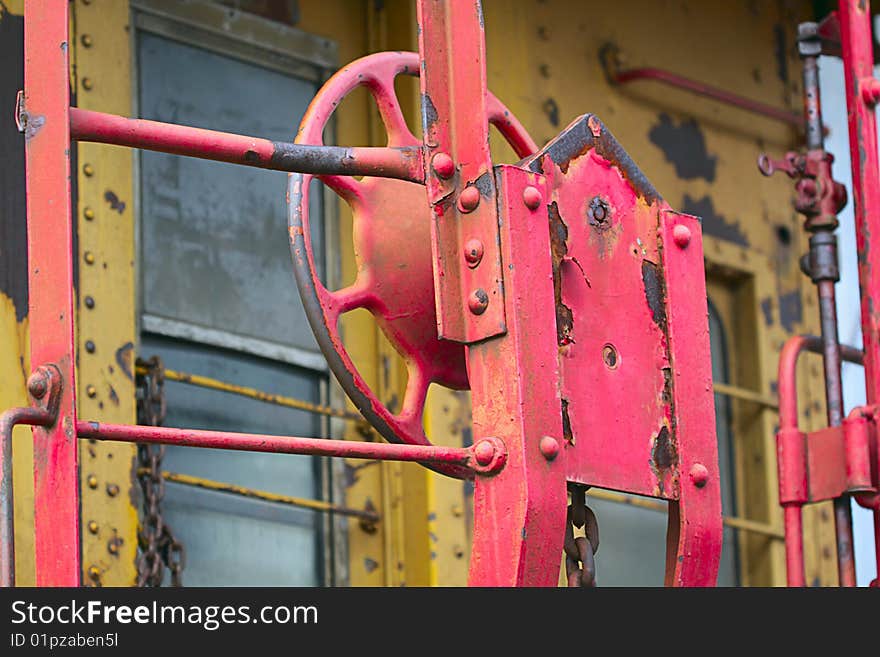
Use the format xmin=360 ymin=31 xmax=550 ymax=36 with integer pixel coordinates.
xmin=87 ymin=565 xmax=101 ymax=581
xmin=87 ymin=474 xmax=98 ymax=489
xmin=81 ymin=34 xmax=93 ymax=48
xmin=673 ymin=224 xmax=692 ymax=248
xmin=87 ymin=520 xmax=99 ymax=534
xmin=522 ymin=185 xmax=543 ymax=210
xmin=84 ymin=251 xmax=95 ymax=265
xmin=106 ymin=483 xmax=119 ymax=497
xmin=453 ymin=544 xmax=465 ymax=559
xmin=83 ymin=163 xmax=95 ymax=177
xmin=539 ymin=436 xmax=560 ymax=461
xmin=589 ymin=196 xmax=609 ymax=224
xmin=689 ymin=463 xmax=709 ymax=488
xmin=467 ymin=288 xmax=489 ymax=315
xmin=84 ymin=206 xmax=95 ymax=221
xmin=458 ymin=186 xmax=480 ymax=213
xmin=432 ymin=152 xmax=455 ymax=179
xmin=86 ymin=384 xmax=97 ymax=398
xmin=85 ymin=340 xmax=96 ymax=353
xmin=473 ymin=439 xmax=496 ymax=466
xmin=463 ymin=238 xmax=484 ymax=268
xmin=84 ymin=295 xmax=95 ymax=309
xmin=602 ymin=344 xmax=619 ymax=369
xmin=82 ymin=77 xmax=94 ymax=91
xmin=27 ymin=371 xmax=48 ymax=399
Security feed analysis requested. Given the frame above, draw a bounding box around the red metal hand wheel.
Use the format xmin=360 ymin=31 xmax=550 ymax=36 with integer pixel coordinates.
xmin=288 ymin=52 xmax=536 ymax=478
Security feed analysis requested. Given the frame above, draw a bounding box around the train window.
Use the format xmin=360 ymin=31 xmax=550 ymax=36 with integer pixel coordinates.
xmin=587 ymin=296 xmax=740 ymax=585
xmin=134 ymin=9 xmax=336 ymax=585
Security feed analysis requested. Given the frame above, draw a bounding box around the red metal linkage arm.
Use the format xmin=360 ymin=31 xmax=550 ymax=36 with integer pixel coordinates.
xmin=65 ymin=107 xmax=424 ymax=183
xmin=776 ymin=335 xmax=877 ymax=586
xmin=600 ymin=45 xmax=802 ymax=128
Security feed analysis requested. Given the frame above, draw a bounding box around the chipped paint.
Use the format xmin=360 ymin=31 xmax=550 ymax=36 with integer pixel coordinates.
xmin=649 ymin=113 xmax=717 ymax=182
xmin=682 ymin=194 xmax=750 ymax=247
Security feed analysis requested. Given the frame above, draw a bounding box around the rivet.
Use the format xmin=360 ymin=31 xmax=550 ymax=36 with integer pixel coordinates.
xmin=522 ymin=185 xmax=542 ymax=210
xmin=467 ymin=288 xmax=489 ymax=315
xmin=83 ymin=163 xmax=95 ymax=177
xmin=84 ymin=295 xmax=95 ymax=309
xmin=689 ymin=463 xmax=709 ymax=488
xmin=463 ymin=238 xmax=484 ymax=268
xmin=473 ymin=439 xmax=496 ymax=466
xmin=84 ymin=251 xmax=95 ymax=265
xmin=87 ymin=474 xmax=98 ymax=489
xmin=81 ymin=77 xmax=93 ymax=91
xmin=27 ymin=371 xmax=48 ymax=399
xmin=106 ymin=483 xmax=119 ymax=497
xmin=85 ymin=340 xmax=96 ymax=353
xmin=431 ymin=152 xmax=455 ymax=179
xmin=453 ymin=545 xmax=465 ymax=559
xmin=87 ymin=520 xmax=99 ymax=534
xmin=86 ymin=384 xmax=97 ymax=398
xmin=539 ymin=436 xmax=560 ymax=461
xmin=673 ymin=224 xmax=692 ymax=248
xmin=451 ymin=504 xmax=463 ymax=518
xmin=81 ymin=34 xmax=93 ymax=48
xmin=107 ymin=540 xmax=119 ymax=555
xmin=87 ymin=566 xmax=101 ymax=581
xmin=458 ymin=186 xmax=480 ymax=213
xmin=84 ymin=206 xmax=95 ymax=221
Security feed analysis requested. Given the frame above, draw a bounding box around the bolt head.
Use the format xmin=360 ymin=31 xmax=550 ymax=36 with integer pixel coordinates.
xmin=539 ymin=436 xmax=560 ymax=461
xmin=463 ymin=238 xmax=484 ymax=267
xmin=689 ymin=463 xmax=709 ymax=488
xmin=522 ymin=185 xmax=543 ymax=210
xmin=473 ymin=439 xmax=496 ymax=466
xmin=458 ymin=186 xmax=480 ymax=213
xmin=432 ymin=152 xmax=455 ymax=179
xmin=467 ymin=288 xmax=489 ymax=315
xmin=673 ymin=224 xmax=692 ymax=248
xmin=27 ymin=372 xmax=48 ymax=399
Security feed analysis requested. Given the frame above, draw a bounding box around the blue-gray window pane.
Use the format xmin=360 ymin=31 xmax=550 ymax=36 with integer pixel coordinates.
xmin=138 ymin=32 xmax=324 ymax=351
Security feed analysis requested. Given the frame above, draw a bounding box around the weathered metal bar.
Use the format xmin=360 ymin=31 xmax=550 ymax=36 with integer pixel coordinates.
xmin=712 ymin=381 xmax=779 ymax=410
xmin=69 ymin=107 xmax=424 ymax=182
xmin=839 ymin=0 xmax=880 ymax=584
xmin=135 ymin=364 xmax=363 ymax=422
xmin=0 ymin=406 xmax=56 ymax=587
xmin=777 ymin=334 xmax=867 ymax=586
xmin=21 ymin=0 xmax=81 ymax=587
xmin=586 ymin=489 xmax=784 ymax=540
xmin=145 ymin=470 xmax=380 ymax=524
xmin=77 ymin=420 xmax=504 ymax=473
xmin=603 ymin=54 xmax=802 ymax=128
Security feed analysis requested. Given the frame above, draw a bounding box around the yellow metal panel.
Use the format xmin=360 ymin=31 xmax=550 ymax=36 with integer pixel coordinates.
xmin=73 ymin=0 xmax=138 ymax=587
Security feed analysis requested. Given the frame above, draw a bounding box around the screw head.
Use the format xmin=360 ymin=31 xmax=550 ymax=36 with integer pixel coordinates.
xmin=463 ymin=238 xmax=484 ymax=267
xmin=467 ymin=288 xmax=489 ymax=315
xmin=539 ymin=436 xmax=560 ymax=461
xmin=458 ymin=186 xmax=480 ymax=213
xmin=522 ymin=185 xmax=543 ymax=210
xmin=689 ymin=463 xmax=709 ymax=488
xmin=473 ymin=439 xmax=496 ymax=466
xmin=673 ymin=224 xmax=692 ymax=248
xmin=27 ymin=371 xmax=48 ymax=399
xmin=432 ymin=152 xmax=455 ymax=179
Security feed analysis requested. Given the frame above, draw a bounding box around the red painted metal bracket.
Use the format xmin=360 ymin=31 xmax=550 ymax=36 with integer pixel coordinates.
xmin=417 ymin=0 xmax=507 ymax=344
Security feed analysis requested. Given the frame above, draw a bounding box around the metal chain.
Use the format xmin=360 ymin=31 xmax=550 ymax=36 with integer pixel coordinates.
xmin=564 ymin=484 xmax=599 ymax=587
xmin=135 ymin=356 xmax=185 ymax=587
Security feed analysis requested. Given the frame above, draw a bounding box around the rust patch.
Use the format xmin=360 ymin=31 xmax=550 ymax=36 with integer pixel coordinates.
xmin=561 ymin=398 xmax=573 ymax=446
xmin=115 ymin=342 xmax=135 ymax=381
xmin=649 ymin=113 xmax=717 ymax=182
xmin=650 ymin=425 xmax=677 ymax=495
xmin=542 ymin=98 xmax=560 ymax=127
xmin=549 ymin=201 xmax=574 ymax=345
xmin=641 ymin=260 xmax=667 ymax=331
xmin=103 ymin=190 xmax=126 ymax=214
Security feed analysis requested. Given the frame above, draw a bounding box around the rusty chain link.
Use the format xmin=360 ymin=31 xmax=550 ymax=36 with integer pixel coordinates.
xmin=565 ymin=484 xmax=599 ymax=587
xmin=135 ymin=356 xmax=185 ymax=587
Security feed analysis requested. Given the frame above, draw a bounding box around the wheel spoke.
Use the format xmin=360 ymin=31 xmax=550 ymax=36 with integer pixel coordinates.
xmin=367 ymin=69 xmax=419 ymax=148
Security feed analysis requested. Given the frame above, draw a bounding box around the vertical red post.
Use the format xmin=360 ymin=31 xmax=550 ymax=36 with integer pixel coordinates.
xmin=838 ymin=0 xmax=880 ymax=583
xmin=22 ymin=0 xmax=80 ymax=585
